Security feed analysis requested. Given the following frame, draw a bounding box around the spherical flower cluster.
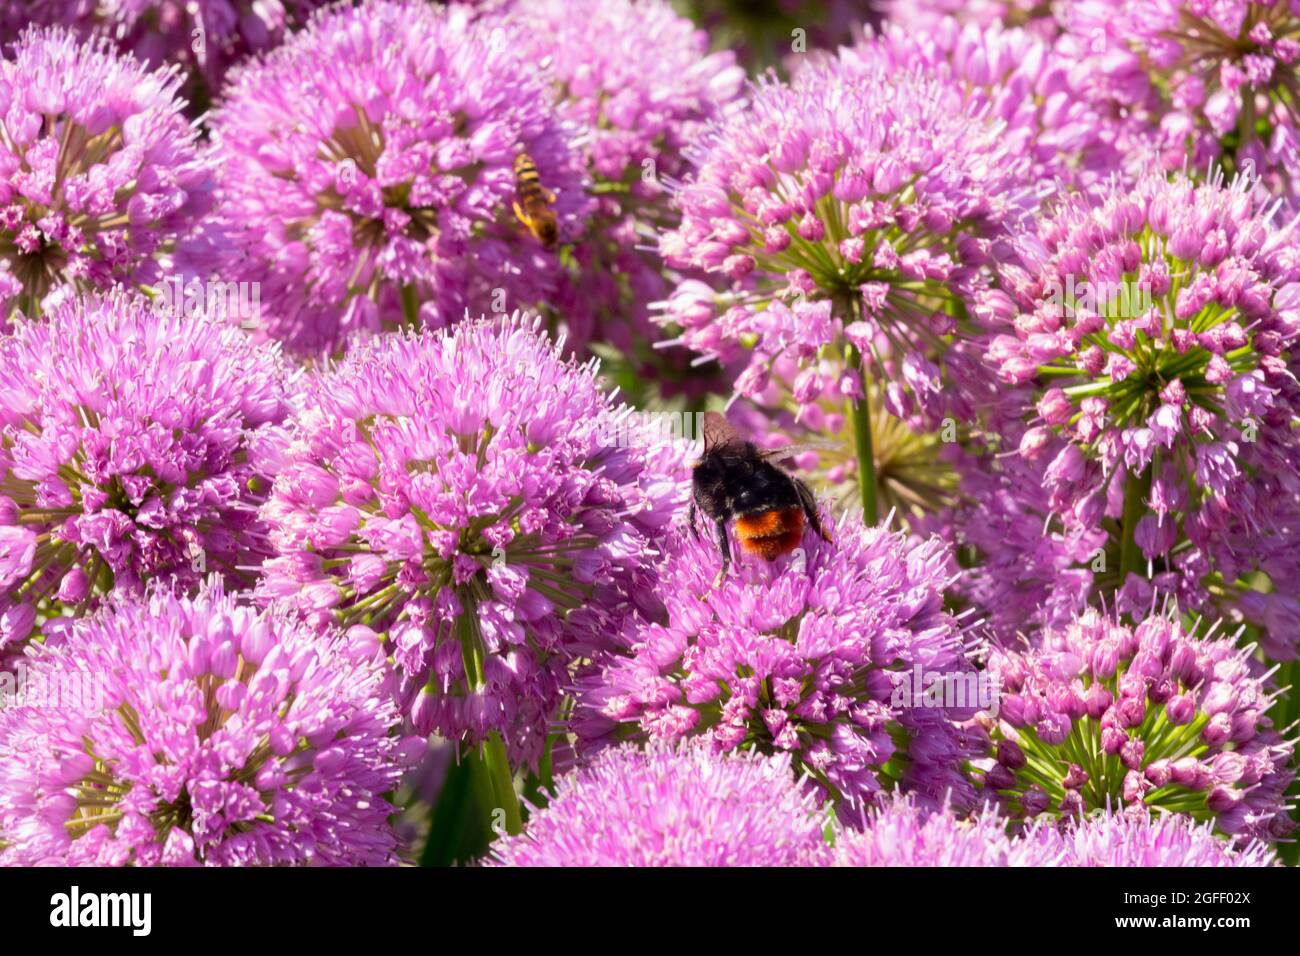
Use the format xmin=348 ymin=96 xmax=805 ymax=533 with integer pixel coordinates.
xmin=975 ymin=608 xmax=1295 ymax=841
xmin=1063 ymin=0 xmax=1300 ymax=185
xmin=575 ymin=516 xmax=982 ymax=813
xmin=509 ymin=0 xmax=743 ymax=403
xmin=834 ymin=793 xmax=1279 ymax=865
xmin=488 ymin=743 xmax=832 ymax=866
xmin=257 ymin=315 xmax=687 ymax=767
xmin=514 ymin=0 xmax=742 ymax=195
xmin=0 ymin=289 xmax=290 ymax=654
xmin=0 ymin=28 xmax=212 ymax=320
xmin=981 ymin=169 xmax=1300 ymax=643
xmin=834 ymin=793 xmax=1066 ymax=865
xmin=201 ymin=0 xmax=591 ymax=354
xmin=0 ymin=586 xmax=421 ymax=866
xmin=658 ymin=59 xmax=1035 ymax=425
xmin=1050 ymin=808 xmax=1280 ymax=865
xmin=834 ymin=18 xmax=1125 ymax=192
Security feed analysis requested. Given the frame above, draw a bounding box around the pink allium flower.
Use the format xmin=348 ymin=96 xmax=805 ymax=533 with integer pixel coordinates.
xmin=0 ymin=28 xmax=212 ymax=320
xmin=834 ymin=793 xmax=1066 ymax=866
xmin=0 ymin=585 xmax=422 ymax=866
xmin=200 ymin=0 xmax=591 ymax=354
xmin=979 ymin=169 xmax=1300 ymax=648
xmin=257 ymin=315 xmax=687 ymax=767
xmin=658 ymin=59 xmax=1035 ymax=425
xmin=975 ymin=608 xmax=1295 ymax=842
xmin=835 ymin=794 xmax=1278 ymax=866
xmin=512 ymin=0 xmax=743 ymax=393
xmin=488 ymin=743 xmax=832 ymax=866
xmin=1062 ymin=0 xmax=1300 ymax=184
xmin=0 ymin=289 xmax=290 ymax=654
xmin=1046 ymin=808 xmax=1280 ymax=865
xmin=575 ymin=516 xmax=983 ymax=814
xmin=834 ymin=18 xmax=1125 ymax=192
xmin=514 ymin=0 xmax=742 ymax=195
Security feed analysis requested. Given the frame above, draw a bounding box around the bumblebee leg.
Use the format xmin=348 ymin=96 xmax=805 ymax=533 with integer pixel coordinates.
xmin=542 ymin=186 xmax=557 ymax=205
xmin=688 ymin=500 xmax=700 ymax=541
xmin=795 ymin=477 xmax=832 ymax=543
xmin=711 ymin=519 xmax=731 ymax=588
xmin=512 ymin=200 xmax=527 ymax=224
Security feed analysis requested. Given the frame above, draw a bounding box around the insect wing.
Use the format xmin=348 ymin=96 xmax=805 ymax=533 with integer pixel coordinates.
xmin=701 ymin=411 xmax=743 ymax=451
xmin=757 ymin=438 xmax=842 ymax=470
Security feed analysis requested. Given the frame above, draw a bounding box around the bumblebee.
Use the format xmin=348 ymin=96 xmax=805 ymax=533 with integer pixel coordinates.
xmin=512 ymin=152 xmax=558 ymax=248
xmin=689 ymin=412 xmax=832 ymax=586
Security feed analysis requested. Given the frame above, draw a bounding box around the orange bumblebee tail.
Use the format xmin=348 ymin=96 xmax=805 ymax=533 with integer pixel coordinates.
xmin=734 ymin=507 xmax=805 ymax=560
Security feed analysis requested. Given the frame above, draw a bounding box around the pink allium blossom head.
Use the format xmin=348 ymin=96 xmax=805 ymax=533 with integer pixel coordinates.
xmin=834 ymin=18 xmax=1124 ymax=192
xmin=0 ymin=585 xmax=422 ymax=866
xmin=975 ymin=608 xmax=1295 ymax=842
xmin=658 ymin=60 xmax=1035 ymax=424
xmin=201 ymin=0 xmax=591 ymax=354
xmin=488 ymin=743 xmax=832 ymax=866
xmin=257 ymin=314 xmax=688 ymax=767
xmin=514 ymin=0 xmax=743 ymax=191
xmin=511 ymin=0 xmax=743 ymax=396
xmin=0 ymin=28 xmax=212 ymax=320
xmin=980 ymin=169 xmax=1300 ymax=644
xmin=835 ymin=792 xmax=1279 ymax=866
xmin=575 ymin=516 xmax=983 ymax=814
xmin=834 ymin=792 xmax=1066 ymax=865
xmin=1050 ymin=806 xmax=1274 ymax=868
xmin=1062 ymin=0 xmax=1300 ymax=184
xmin=0 ymin=289 xmax=290 ymax=654
xmin=1043 ymin=807 xmax=1280 ymax=865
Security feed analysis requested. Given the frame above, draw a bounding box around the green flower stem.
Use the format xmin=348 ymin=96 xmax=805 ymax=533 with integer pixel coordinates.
xmin=1269 ymin=659 xmax=1300 ymax=866
xmin=400 ymin=283 xmax=420 ymax=327
xmin=847 ymin=343 xmax=879 ymax=526
xmin=482 ymin=732 xmax=523 ymax=836
xmin=1118 ymin=465 xmax=1152 ymax=585
xmin=455 ymin=592 xmax=523 ymax=836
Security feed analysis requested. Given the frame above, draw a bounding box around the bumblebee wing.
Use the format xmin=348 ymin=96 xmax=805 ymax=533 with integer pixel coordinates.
xmin=757 ymin=439 xmax=843 ymax=469
xmin=701 ymin=411 xmax=744 ymax=452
